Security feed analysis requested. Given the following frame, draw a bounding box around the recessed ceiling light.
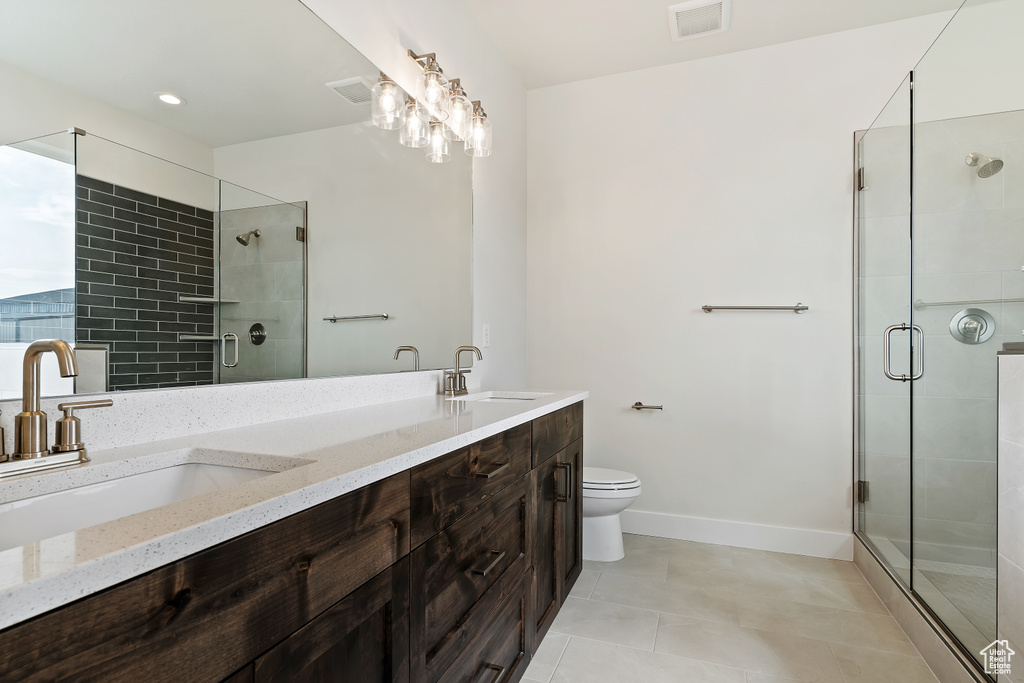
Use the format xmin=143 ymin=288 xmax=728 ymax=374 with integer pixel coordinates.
xmin=156 ymin=92 xmax=186 ymax=106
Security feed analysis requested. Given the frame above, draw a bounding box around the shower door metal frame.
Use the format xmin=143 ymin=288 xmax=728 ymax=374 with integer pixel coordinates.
xmin=851 ymin=75 xmax=994 ymax=682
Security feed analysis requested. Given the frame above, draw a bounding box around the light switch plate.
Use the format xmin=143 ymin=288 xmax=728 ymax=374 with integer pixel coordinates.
xmin=482 ymin=323 xmax=491 ymax=348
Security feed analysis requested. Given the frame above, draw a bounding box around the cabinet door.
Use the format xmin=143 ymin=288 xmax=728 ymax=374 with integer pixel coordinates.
xmin=531 ymin=456 xmax=558 ymax=641
xmin=557 ymin=438 xmax=583 ymax=601
xmin=530 ymin=437 xmax=583 ymax=641
xmin=253 ymin=558 xmax=410 ymax=683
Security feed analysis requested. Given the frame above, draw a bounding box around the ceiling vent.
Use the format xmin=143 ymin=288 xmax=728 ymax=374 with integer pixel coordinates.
xmin=668 ymin=0 xmax=731 ymax=42
xmin=326 ymin=77 xmax=374 ymax=105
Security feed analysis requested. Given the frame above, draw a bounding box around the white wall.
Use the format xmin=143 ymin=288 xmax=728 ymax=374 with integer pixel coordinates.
xmin=301 ymin=0 xmax=528 ymax=389
xmin=527 ymin=14 xmax=954 ymax=559
xmin=998 ymin=355 xmax=1024 ymax=683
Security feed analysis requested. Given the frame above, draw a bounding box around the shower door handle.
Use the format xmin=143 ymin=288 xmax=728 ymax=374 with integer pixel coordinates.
xmin=883 ymin=323 xmax=924 ymax=381
xmin=221 ymin=332 xmax=239 ymax=368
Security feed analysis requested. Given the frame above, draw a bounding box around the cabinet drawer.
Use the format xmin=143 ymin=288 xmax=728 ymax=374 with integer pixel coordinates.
xmin=411 ymin=480 xmax=529 ymax=683
xmin=531 ymin=402 xmax=583 ymax=467
xmin=253 ymin=558 xmax=410 ymax=683
xmin=437 ymin=568 xmax=531 ymax=683
xmin=411 ymin=423 xmax=531 ymax=548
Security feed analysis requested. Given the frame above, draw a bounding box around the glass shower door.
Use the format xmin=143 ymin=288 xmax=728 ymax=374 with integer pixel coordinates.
xmin=216 ymin=180 xmax=306 ymax=383
xmin=855 ymin=74 xmax=914 ymax=585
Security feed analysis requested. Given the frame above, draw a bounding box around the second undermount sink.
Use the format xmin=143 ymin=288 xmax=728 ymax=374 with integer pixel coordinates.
xmin=0 ymin=448 xmax=312 ymax=552
xmin=448 ymin=391 xmax=554 ymax=403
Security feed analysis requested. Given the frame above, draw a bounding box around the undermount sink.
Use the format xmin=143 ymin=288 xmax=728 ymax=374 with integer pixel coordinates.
xmin=0 ymin=448 xmax=312 ymax=552
xmin=447 ymin=391 xmax=554 ymax=403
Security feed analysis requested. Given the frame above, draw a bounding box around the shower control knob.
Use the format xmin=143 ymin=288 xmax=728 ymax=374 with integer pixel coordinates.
xmin=949 ymin=308 xmax=995 ymax=345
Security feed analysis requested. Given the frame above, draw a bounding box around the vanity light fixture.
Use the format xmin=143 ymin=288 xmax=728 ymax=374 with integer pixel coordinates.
xmin=426 ymin=120 xmax=451 ymax=163
xmin=444 ymin=79 xmax=473 ymax=141
xmin=370 ymin=72 xmax=407 ymax=130
xmin=369 ymin=48 xmax=491 ymax=161
xmin=464 ymin=101 xmax=492 ymax=158
xmin=399 ymin=98 xmax=430 ymax=148
xmin=408 ymin=51 xmax=449 ymax=112
xmin=156 ymin=92 xmax=186 ymax=106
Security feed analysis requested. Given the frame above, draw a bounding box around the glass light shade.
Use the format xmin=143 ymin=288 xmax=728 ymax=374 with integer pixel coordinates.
xmin=426 ymin=121 xmax=451 ymax=163
xmin=399 ymin=101 xmax=429 ymax=148
xmin=371 ymin=78 xmax=407 ymax=130
xmin=420 ymin=63 xmax=449 ymax=109
xmin=444 ymin=92 xmax=473 ymax=141
xmin=464 ymin=114 xmax=493 ymax=157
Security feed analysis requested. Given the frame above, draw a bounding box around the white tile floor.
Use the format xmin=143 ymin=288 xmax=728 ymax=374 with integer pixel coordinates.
xmin=523 ymin=534 xmax=939 ymax=683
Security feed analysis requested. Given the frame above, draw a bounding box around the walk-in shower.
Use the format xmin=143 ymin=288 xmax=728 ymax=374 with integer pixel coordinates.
xmin=854 ymin=0 xmax=1022 ymax=675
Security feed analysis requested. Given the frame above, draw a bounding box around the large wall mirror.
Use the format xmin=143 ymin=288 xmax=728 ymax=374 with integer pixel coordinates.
xmin=0 ymin=0 xmax=472 ymax=400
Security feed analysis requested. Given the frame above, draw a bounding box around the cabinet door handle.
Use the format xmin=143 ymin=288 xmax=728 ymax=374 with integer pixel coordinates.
xmin=474 ymin=460 xmax=510 ymax=479
xmin=470 ymin=549 xmax=506 ymax=577
xmin=472 ymin=663 xmax=505 ymax=683
xmin=554 ymin=462 xmax=571 ymax=502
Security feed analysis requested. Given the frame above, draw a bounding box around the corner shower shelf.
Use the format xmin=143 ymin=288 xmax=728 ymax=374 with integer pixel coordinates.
xmin=178 ymin=296 xmax=240 ymax=304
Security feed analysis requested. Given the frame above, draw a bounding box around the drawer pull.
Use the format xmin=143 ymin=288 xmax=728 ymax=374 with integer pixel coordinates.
xmin=472 ymin=663 xmax=505 ymax=683
xmin=474 ymin=460 xmax=510 ymax=479
xmin=470 ymin=549 xmax=507 ymax=577
xmin=554 ymin=462 xmax=572 ymax=502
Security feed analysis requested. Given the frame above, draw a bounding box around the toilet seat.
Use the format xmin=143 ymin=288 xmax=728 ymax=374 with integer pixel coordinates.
xmin=582 ymin=466 xmax=641 ymax=491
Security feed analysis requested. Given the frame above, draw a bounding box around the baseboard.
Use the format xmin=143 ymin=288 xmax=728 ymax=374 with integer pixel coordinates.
xmin=619 ymin=509 xmax=855 ymax=560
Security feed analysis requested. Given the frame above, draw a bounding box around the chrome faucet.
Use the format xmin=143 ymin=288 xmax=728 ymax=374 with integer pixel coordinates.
xmin=14 ymin=339 xmax=78 ymax=459
xmin=394 ymin=345 xmax=420 ymax=371
xmin=444 ymin=345 xmax=482 ymax=397
xmin=1 ymin=340 xmax=112 ymax=479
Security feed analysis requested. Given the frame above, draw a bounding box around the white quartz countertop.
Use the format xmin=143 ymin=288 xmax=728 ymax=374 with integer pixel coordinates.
xmin=0 ymin=389 xmax=587 ymax=631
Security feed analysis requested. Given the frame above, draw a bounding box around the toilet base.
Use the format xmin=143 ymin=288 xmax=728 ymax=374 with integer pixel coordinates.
xmin=583 ymin=513 xmax=625 ymax=562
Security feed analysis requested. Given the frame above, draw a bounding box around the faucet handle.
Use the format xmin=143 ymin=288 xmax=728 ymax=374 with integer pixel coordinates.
xmin=52 ymin=399 xmax=113 ymax=454
xmin=0 ymin=410 xmax=6 ymax=462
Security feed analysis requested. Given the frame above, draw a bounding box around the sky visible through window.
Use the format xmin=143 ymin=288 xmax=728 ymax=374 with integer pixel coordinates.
xmin=0 ymin=144 xmax=75 ymax=300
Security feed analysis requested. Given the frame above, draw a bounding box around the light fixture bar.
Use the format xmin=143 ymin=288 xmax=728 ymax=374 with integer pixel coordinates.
xmin=407 ymin=50 xmax=436 ymax=65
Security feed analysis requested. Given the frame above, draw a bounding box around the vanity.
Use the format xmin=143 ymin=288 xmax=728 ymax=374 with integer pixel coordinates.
xmin=0 ymin=387 xmax=585 ymax=682
xmin=0 ymin=0 xmax=562 ymax=676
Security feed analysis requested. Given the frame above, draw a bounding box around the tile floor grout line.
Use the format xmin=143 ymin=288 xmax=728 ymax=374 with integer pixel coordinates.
xmin=825 ymin=641 xmax=850 ymax=683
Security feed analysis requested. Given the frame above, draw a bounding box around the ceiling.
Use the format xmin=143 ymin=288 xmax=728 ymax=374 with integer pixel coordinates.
xmin=463 ymin=0 xmax=966 ymax=89
xmin=0 ymin=0 xmax=377 ymax=148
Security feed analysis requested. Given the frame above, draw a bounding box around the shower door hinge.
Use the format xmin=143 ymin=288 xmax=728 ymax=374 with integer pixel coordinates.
xmin=856 ymin=480 xmax=870 ymax=503
xmin=857 ymin=167 xmax=866 ymax=191
xmin=295 ymin=226 xmax=306 ymax=242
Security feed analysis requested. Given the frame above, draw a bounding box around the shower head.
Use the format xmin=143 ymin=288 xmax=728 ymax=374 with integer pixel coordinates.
xmin=966 ymin=152 xmax=1004 ymax=178
xmin=235 ymin=229 xmax=261 ymax=246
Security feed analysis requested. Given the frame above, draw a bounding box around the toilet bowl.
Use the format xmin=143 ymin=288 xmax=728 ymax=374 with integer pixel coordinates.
xmin=582 ymin=466 xmax=641 ymax=562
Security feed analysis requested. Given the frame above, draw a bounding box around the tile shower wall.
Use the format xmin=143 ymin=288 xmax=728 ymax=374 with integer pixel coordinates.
xmin=75 ymin=175 xmax=216 ymax=390
xmin=217 ymin=203 xmax=304 ymax=383
xmin=860 ymin=109 xmax=1024 ymax=566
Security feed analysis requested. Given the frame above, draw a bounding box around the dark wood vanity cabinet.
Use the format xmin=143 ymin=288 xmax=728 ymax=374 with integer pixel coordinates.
xmin=0 ymin=401 xmax=584 ymax=683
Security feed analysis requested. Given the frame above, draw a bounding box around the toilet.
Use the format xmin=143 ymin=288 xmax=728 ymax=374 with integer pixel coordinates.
xmin=581 ymin=466 xmax=642 ymax=562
